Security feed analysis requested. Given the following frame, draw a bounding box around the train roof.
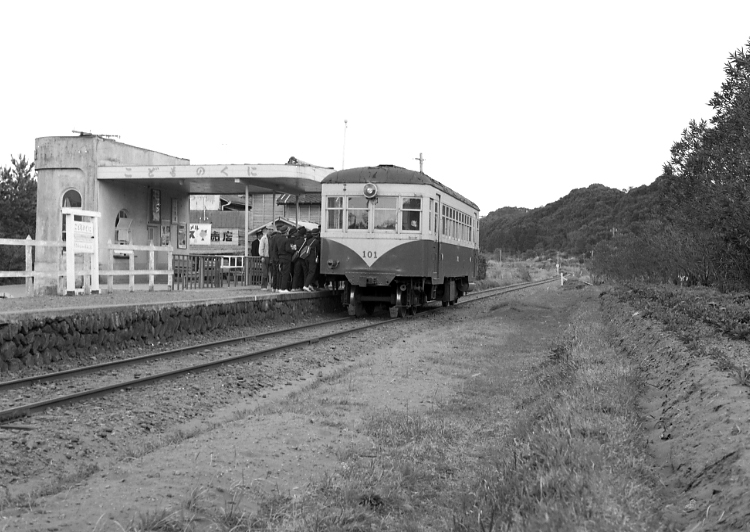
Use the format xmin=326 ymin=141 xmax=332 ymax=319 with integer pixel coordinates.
xmin=322 ymin=165 xmax=480 ymax=211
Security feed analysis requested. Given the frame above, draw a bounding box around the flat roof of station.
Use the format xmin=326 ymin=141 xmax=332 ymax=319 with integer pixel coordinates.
xmin=97 ymin=163 xmax=335 ymax=195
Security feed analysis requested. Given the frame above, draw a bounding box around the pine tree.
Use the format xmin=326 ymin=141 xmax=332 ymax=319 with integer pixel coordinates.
xmin=0 ymin=154 xmax=38 ymax=276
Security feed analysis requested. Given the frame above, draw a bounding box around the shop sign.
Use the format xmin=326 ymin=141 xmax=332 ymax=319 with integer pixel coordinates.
xmin=74 ymin=221 xmax=95 ymax=254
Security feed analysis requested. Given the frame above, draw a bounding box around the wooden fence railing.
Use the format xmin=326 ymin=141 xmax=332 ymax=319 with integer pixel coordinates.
xmin=173 ymin=255 xmax=263 ymax=290
xmin=0 ymin=236 xmax=64 ymax=296
xmin=247 ymin=256 xmax=263 ymax=286
xmin=2 ymin=236 xmax=264 ymax=295
xmin=101 ymin=240 xmax=174 ymax=292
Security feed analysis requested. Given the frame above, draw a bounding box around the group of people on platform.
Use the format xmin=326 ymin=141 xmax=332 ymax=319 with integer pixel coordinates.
xmin=255 ymin=225 xmax=321 ymax=293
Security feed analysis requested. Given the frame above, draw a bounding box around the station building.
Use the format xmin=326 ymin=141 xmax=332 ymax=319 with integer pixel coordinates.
xmin=34 ymin=134 xmax=333 ymax=294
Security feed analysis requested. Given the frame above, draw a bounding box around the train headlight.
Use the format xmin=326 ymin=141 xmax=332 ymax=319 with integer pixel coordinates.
xmin=327 ymin=259 xmax=339 ymax=269
xmin=363 ymin=182 xmax=378 ymax=199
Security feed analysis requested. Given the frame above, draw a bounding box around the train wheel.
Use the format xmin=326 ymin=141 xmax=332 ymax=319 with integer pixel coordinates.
xmin=398 ymin=306 xmax=408 ymax=318
xmin=442 ymin=301 xmax=449 ymax=307
xmin=348 ymin=285 xmax=365 ymax=317
xmin=409 ymin=305 xmax=417 ymax=316
xmin=363 ymin=302 xmax=375 ymax=315
xmin=340 ymin=282 xmax=351 ymax=307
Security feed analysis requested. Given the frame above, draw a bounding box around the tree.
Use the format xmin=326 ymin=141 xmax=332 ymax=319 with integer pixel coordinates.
xmin=660 ymin=37 xmax=750 ymax=288
xmin=0 ymin=154 xmax=38 ymax=277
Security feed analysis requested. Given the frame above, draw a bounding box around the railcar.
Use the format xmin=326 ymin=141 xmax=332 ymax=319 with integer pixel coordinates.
xmin=320 ymin=165 xmax=480 ymax=317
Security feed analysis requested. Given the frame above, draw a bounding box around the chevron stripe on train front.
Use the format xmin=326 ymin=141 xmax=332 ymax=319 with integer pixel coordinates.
xmin=323 ymin=238 xmax=433 ymax=276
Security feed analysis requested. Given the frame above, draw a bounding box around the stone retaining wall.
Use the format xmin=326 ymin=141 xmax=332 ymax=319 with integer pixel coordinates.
xmin=0 ymin=296 xmax=343 ymax=373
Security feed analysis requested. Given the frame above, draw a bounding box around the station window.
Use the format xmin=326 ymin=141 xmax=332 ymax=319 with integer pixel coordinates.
xmin=326 ymin=196 xmax=344 ymax=230
xmin=402 ymin=198 xmax=421 ymax=231
xmin=374 ymin=196 xmax=397 ymax=230
xmin=147 ymin=225 xmax=158 ymax=245
xmin=347 ymin=196 xmax=369 ymax=230
xmin=115 ymin=210 xmax=132 ymax=245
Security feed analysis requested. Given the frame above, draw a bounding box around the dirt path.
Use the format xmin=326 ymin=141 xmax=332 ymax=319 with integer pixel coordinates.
xmin=0 ymin=283 xmax=587 ymax=531
xmin=9 ymin=282 xmax=748 ymax=531
xmin=602 ymin=292 xmax=750 ymax=531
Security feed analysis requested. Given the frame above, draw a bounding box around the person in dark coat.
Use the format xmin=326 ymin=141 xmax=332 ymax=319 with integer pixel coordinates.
xmin=269 ymin=226 xmax=282 ymax=291
xmin=292 ymin=227 xmax=307 ymax=291
xmin=250 ymin=233 xmax=260 ymax=257
xmin=275 ymin=226 xmax=295 ymax=292
xmin=303 ymin=227 xmax=321 ymax=291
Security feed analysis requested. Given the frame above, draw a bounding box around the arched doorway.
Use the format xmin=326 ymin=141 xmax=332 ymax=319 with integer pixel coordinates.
xmin=61 ymin=189 xmax=82 ymax=241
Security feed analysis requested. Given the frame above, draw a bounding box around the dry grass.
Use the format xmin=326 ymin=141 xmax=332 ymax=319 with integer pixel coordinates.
xmin=125 ymin=301 xmax=663 ymax=531
xmin=477 ymin=258 xmax=557 ymax=290
xmin=4 ymin=462 xmax=101 ymax=511
xmin=449 ymin=313 xmax=663 ymax=531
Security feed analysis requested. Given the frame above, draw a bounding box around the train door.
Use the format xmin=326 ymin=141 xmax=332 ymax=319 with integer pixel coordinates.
xmin=434 ymin=193 xmax=441 ymax=280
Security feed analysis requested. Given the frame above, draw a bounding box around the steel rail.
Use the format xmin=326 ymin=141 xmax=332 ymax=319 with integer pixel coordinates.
xmin=460 ymin=277 xmax=558 ymax=305
xmin=0 ymin=317 xmax=352 ymax=392
xmin=0 ymin=278 xmax=554 ymax=423
xmin=0 ymin=317 xmax=399 ymax=422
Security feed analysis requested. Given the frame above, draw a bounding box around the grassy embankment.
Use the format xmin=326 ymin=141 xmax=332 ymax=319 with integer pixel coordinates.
xmin=476 ymin=256 xmax=588 ymax=290
xmin=127 ymin=268 xmax=663 ymax=531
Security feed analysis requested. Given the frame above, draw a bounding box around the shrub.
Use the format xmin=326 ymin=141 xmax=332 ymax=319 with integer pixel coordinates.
xmin=477 ymin=253 xmax=488 ymax=280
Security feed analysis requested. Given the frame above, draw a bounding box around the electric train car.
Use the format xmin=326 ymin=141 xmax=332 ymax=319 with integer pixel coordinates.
xmin=320 ymin=165 xmax=480 ymax=317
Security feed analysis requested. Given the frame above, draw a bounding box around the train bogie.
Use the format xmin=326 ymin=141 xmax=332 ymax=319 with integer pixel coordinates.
xmin=320 ymin=165 xmax=479 ymax=317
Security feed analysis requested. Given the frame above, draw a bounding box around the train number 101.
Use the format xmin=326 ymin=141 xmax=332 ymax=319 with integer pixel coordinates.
xmin=362 ymin=251 xmax=377 ymax=259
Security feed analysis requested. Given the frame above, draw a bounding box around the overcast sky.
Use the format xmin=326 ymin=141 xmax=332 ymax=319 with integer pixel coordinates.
xmin=2 ymin=1 xmax=749 ymax=214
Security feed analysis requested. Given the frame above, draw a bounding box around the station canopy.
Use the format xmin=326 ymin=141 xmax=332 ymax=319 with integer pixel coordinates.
xmin=97 ymin=162 xmax=335 ymax=196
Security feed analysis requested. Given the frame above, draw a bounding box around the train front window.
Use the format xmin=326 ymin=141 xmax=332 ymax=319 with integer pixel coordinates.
xmin=326 ymin=196 xmax=344 ymax=230
xmin=374 ymin=196 xmax=397 ymax=230
xmin=347 ymin=196 xmax=369 ymax=230
xmin=401 ymin=198 xmax=421 ymax=231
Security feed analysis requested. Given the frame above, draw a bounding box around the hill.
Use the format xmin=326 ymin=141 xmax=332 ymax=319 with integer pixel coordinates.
xmin=479 ymin=180 xmax=660 ymax=256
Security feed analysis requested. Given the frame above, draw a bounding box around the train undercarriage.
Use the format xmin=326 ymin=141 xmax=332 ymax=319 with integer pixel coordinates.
xmin=336 ymin=277 xmax=474 ymax=318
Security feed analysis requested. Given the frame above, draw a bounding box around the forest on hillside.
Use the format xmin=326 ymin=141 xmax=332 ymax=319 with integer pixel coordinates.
xmin=479 ymin=181 xmax=659 ymax=257
xmin=482 ymin=37 xmax=750 ymax=291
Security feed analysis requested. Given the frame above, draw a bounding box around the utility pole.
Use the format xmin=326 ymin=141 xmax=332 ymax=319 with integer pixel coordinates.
xmin=415 ymin=152 xmax=424 ymax=173
xmin=342 ymin=120 xmax=348 ymax=170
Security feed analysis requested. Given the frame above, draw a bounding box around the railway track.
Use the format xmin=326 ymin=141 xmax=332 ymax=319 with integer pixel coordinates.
xmin=0 ymin=278 xmax=555 ymax=424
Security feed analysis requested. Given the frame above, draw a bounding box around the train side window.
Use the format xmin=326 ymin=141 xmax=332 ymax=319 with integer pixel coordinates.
xmin=326 ymin=196 xmax=344 ymax=230
xmin=402 ymin=198 xmax=421 ymax=231
xmin=347 ymin=196 xmax=369 ymax=230
xmin=374 ymin=196 xmax=397 ymax=230
xmin=429 ymin=199 xmax=434 ymax=232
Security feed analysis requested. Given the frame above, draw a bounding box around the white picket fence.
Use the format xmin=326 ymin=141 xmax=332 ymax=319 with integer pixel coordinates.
xmin=0 ymin=236 xmax=175 ymax=295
